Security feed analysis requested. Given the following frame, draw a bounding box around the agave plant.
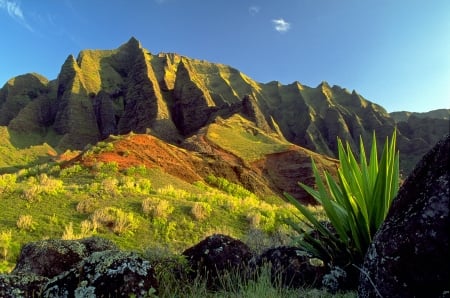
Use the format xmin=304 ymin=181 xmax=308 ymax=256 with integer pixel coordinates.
xmin=285 ymin=130 xmax=399 ymax=266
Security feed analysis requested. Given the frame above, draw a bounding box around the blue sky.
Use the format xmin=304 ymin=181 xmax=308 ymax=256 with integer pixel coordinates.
xmin=1 ymin=0 xmax=449 ymax=112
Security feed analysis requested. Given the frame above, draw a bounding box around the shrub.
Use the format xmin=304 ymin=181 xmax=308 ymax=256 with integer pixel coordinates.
xmin=285 ymin=131 xmax=399 ymax=266
xmin=91 ymin=207 xmax=138 ymax=235
xmin=100 ymin=177 xmax=120 ymax=196
xmin=157 ymin=184 xmax=191 ymax=199
xmin=16 ymin=215 xmax=35 ymax=231
xmin=21 ymin=184 xmax=41 ymax=202
xmin=125 ymin=165 xmax=149 ymax=176
xmin=0 ymin=174 xmax=17 ymax=194
xmin=119 ymin=176 xmax=152 ymax=194
xmin=61 ymin=221 xmax=95 ymax=240
xmin=0 ymin=230 xmax=12 ymax=261
xmin=190 ymin=202 xmax=212 ymax=221
xmin=94 ymin=161 xmax=119 ymax=179
xmin=38 ymin=174 xmax=64 ymax=195
xmin=59 ymin=164 xmax=85 ymax=178
xmin=206 ymin=175 xmax=253 ymax=199
xmin=142 ymin=198 xmax=174 ymax=219
xmin=246 ymin=210 xmax=261 ymax=228
xmin=76 ymin=197 xmax=99 ymax=214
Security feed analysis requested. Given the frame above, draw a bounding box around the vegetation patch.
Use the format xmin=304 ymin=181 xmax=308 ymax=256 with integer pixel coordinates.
xmin=206 ymin=114 xmax=290 ymax=162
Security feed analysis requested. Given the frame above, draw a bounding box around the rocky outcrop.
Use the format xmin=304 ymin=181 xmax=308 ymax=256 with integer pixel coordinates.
xmin=1 ymin=237 xmax=158 ymax=297
xmin=12 ymin=237 xmax=118 ymax=278
xmin=252 ymin=246 xmax=326 ymax=288
xmin=0 ymin=273 xmax=48 ymax=298
xmin=358 ymin=134 xmax=450 ymax=297
xmin=182 ymin=234 xmax=253 ymax=289
xmin=41 ymin=250 xmax=158 ymax=298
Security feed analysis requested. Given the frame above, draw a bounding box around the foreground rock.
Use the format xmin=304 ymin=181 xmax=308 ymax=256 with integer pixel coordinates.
xmin=182 ymin=234 xmax=253 ymax=289
xmin=253 ymin=246 xmax=326 ymax=288
xmin=359 ymin=135 xmax=450 ymax=297
xmin=0 ymin=273 xmax=48 ymax=297
xmin=41 ymin=250 xmax=158 ymax=298
xmin=12 ymin=237 xmax=118 ymax=278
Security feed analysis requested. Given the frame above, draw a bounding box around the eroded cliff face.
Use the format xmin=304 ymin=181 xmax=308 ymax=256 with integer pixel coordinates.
xmin=0 ymin=37 xmax=447 ymax=174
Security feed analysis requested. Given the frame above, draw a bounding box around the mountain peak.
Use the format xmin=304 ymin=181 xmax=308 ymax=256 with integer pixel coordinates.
xmin=120 ymin=36 xmax=142 ymax=51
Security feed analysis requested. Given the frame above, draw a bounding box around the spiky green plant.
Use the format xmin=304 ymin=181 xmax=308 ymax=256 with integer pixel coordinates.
xmin=285 ymin=131 xmax=399 ymax=266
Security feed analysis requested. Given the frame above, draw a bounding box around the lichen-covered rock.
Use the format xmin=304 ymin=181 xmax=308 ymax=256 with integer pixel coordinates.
xmin=182 ymin=234 xmax=253 ymax=289
xmin=253 ymin=246 xmax=326 ymax=288
xmin=0 ymin=273 xmax=48 ymax=297
xmin=41 ymin=250 xmax=158 ymax=298
xmin=12 ymin=237 xmax=117 ymax=278
xmin=359 ymin=134 xmax=450 ymax=297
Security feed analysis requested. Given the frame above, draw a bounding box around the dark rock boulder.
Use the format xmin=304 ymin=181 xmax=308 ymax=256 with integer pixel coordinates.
xmin=0 ymin=273 xmax=48 ymax=297
xmin=359 ymin=134 xmax=450 ymax=297
xmin=12 ymin=237 xmax=117 ymax=278
xmin=253 ymin=246 xmax=326 ymax=288
xmin=182 ymin=234 xmax=253 ymax=289
xmin=41 ymin=250 xmax=158 ymax=298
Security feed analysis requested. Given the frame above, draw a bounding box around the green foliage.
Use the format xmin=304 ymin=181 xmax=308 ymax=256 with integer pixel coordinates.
xmin=206 ymin=175 xmax=253 ymax=199
xmin=142 ymin=198 xmax=174 ymax=219
xmin=0 ymin=173 xmax=17 ymax=194
xmin=124 ymin=165 xmax=149 ymax=176
xmin=16 ymin=214 xmax=36 ymax=231
xmin=206 ymin=114 xmax=290 ymax=162
xmin=285 ymin=131 xmax=399 ymax=265
xmin=94 ymin=161 xmax=119 ymax=179
xmin=191 ymin=201 xmax=212 ymax=221
xmin=91 ymin=207 xmax=139 ymax=236
xmin=0 ymin=230 xmax=13 ymax=262
xmin=59 ymin=164 xmax=86 ymax=178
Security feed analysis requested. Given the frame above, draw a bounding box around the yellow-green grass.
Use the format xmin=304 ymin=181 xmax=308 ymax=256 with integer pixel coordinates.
xmin=0 ymin=127 xmax=57 ymax=172
xmin=0 ymin=161 xmax=304 ymax=273
xmin=207 ymin=114 xmax=291 ymax=162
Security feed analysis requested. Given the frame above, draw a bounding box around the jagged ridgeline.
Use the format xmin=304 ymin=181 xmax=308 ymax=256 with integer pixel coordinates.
xmin=0 ymin=37 xmax=448 ymax=174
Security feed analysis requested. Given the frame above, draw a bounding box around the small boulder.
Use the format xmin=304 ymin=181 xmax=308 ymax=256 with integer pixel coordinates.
xmin=0 ymin=273 xmax=48 ymax=297
xmin=12 ymin=237 xmax=118 ymax=278
xmin=182 ymin=234 xmax=253 ymax=289
xmin=359 ymin=135 xmax=450 ymax=297
xmin=254 ymin=246 xmax=326 ymax=288
xmin=41 ymin=250 xmax=158 ymax=298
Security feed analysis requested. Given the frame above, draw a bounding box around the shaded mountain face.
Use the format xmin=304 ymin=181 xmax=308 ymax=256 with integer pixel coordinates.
xmin=0 ymin=37 xmax=448 ymax=175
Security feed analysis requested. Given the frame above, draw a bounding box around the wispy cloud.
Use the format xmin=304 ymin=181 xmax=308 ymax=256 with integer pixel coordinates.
xmin=249 ymin=6 xmax=260 ymax=16
xmin=272 ymin=18 xmax=291 ymax=33
xmin=0 ymin=0 xmax=33 ymax=31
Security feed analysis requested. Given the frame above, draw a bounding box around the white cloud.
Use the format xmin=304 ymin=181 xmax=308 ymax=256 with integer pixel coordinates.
xmin=249 ymin=6 xmax=260 ymax=16
xmin=272 ymin=18 xmax=291 ymax=33
xmin=0 ymin=0 xmax=33 ymax=31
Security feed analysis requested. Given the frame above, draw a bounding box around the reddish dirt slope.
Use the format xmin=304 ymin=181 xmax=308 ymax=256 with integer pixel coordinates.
xmin=63 ymin=133 xmax=338 ymax=203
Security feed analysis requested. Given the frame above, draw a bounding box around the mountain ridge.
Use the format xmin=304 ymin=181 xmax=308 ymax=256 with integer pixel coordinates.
xmin=0 ymin=37 xmax=448 ymax=177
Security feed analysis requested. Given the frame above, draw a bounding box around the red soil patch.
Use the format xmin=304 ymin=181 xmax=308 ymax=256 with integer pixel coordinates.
xmin=62 ymin=133 xmax=338 ymax=203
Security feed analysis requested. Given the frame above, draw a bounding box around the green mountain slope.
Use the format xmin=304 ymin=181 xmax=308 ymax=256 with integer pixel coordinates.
xmin=0 ymin=37 xmax=448 ymax=175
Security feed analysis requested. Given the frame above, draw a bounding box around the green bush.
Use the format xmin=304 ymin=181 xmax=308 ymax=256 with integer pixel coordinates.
xmin=206 ymin=175 xmax=253 ymax=199
xmin=142 ymin=198 xmax=174 ymax=219
xmin=285 ymin=131 xmax=399 ymax=266
xmin=16 ymin=214 xmax=35 ymax=231
xmin=191 ymin=202 xmax=212 ymax=221
xmin=91 ymin=207 xmax=139 ymax=236
xmin=0 ymin=174 xmax=17 ymax=194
